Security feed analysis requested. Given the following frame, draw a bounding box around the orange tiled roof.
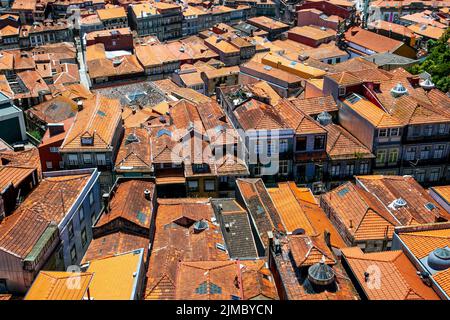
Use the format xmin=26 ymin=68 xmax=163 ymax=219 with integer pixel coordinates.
xmin=95 ymin=180 xmax=155 ymax=230
xmin=82 ymin=232 xmax=149 ymax=264
xmin=0 ymin=166 xmax=36 ymax=192
xmin=97 ymin=7 xmax=127 ymax=20
xmin=325 ymin=123 xmax=374 ymax=160
xmin=431 ymin=186 xmax=450 ymax=207
xmin=344 ymin=27 xmax=404 ymax=53
xmin=233 ymin=99 xmax=289 ymax=131
xmin=341 ymin=247 xmax=440 ymax=300
xmin=60 ymin=94 xmax=122 ymax=151
xmin=85 ymin=249 xmax=144 ymax=300
xmin=356 ymin=175 xmax=450 ymax=225
xmin=321 ymin=182 xmax=398 ymax=242
xmin=0 ymin=147 xmax=41 ymax=175
xmin=275 ymin=99 xmax=326 ymax=134
xmin=145 ymin=198 xmax=229 ymax=300
xmin=115 ymin=128 xmax=152 ymax=172
xmin=342 ymin=94 xmax=402 ymax=128
xmin=288 ymin=234 xmax=336 ymax=267
xmin=0 ymin=173 xmax=91 ymax=258
xmin=25 ymin=271 xmax=93 ymax=300
xmin=268 ymin=183 xmax=317 ymax=235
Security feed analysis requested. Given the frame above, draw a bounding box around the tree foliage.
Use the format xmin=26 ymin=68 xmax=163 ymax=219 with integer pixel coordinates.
xmin=407 ymin=28 xmax=450 ymax=93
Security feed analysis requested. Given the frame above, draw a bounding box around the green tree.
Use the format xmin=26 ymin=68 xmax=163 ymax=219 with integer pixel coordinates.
xmin=407 ymin=28 xmax=450 ymax=93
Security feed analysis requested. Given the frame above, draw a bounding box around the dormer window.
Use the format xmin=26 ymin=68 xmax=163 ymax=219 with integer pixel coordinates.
xmin=193 ymin=163 xmax=210 ymax=174
xmin=81 ymin=136 xmax=94 ymax=146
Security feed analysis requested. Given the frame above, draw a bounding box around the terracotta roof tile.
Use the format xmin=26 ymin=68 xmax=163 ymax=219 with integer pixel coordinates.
xmin=82 ymin=232 xmax=149 ymax=264
xmin=95 ymin=180 xmax=155 ymax=231
xmin=0 ymin=173 xmax=91 ymax=258
xmin=357 ymin=175 xmax=450 ymax=224
xmin=341 ymin=247 xmax=440 ymax=300
xmin=325 ymin=123 xmax=374 ymax=160
xmin=115 ymin=128 xmax=152 ymax=172
xmin=61 ymin=94 xmax=122 ymax=151
xmin=145 ymin=199 xmax=228 ymax=300
xmin=24 ymin=271 xmax=93 ymax=300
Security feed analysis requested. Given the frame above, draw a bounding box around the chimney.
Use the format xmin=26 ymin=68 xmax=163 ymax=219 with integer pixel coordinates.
xmin=77 ymin=100 xmax=83 ymax=111
xmin=48 ymin=123 xmax=65 ymax=137
xmin=349 ymin=219 xmax=353 ymax=229
xmin=102 ymin=193 xmax=110 ymax=213
xmin=144 ymin=189 xmax=151 ymax=200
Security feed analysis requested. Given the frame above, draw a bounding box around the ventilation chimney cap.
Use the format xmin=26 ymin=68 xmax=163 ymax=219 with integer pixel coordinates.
xmin=419 ymin=78 xmax=435 ymax=90
xmin=391 ymin=82 xmax=408 ymax=97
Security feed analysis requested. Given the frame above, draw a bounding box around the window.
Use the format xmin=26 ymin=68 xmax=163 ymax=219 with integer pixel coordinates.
xmin=279 ymin=139 xmax=288 ymax=153
xmin=97 ymin=153 xmax=106 ymax=165
xmin=424 ymin=125 xmax=433 ymax=136
xmin=188 ymin=180 xmax=199 ymax=192
xmin=331 ymin=165 xmax=340 ymax=177
xmin=378 ymin=129 xmax=387 ymax=137
xmin=89 ymin=191 xmax=94 ymax=206
xmin=412 ymin=126 xmax=421 ymax=136
xmin=314 ymin=136 xmax=325 ymax=150
xmin=405 ymin=147 xmax=416 ymax=161
xmin=420 ymin=146 xmax=431 ymax=160
xmin=388 ymin=149 xmax=398 ymax=163
xmin=46 ymin=161 xmax=53 ymax=169
xmin=376 ymin=150 xmax=386 ymax=164
xmin=296 ymin=137 xmax=307 ymax=151
xmin=68 ymin=154 xmax=78 ymax=165
xmin=81 ymin=136 xmax=93 ymax=146
xmin=81 ymin=227 xmax=87 ymax=247
xmin=336 ymin=57 xmax=341 ymax=63
xmin=83 ymin=154 xmax=92 ymax=164
xmin=59 ymin=161 xmax=64 ymax=169
xmin=390 ymin=128 xmax=399 ymax=136
xmin=415 ymin=170 xmax=425 ymax=182
xmin=359 ymin=162 xmax=369 ymax=174
xmin=68 ymin=221 xmax=74 ymax=240
xmin=79 ymin=206 xmax=85 ymax=223
xmin=429 ymin=168 xmax=440 ymax=182
xmin=338 ymin=86 xmax=346 ymax=96
xmin=345 ymin=164 xmax=355 ymax=176
xmin=204 ymin=180 xmax=215 ymax=192
xmin=434 ymin=145 xmax=445 ymax=159
xmin=70 ymin=245 xmax=77 ymax=263
xmin=49 ymin=147 xmax=59 ymax=153
xmin=279 ymin=160 xmax=288 ymax=175
xmin=438 ymin=124 xmax=446 ymax=135
xmin=254 ymin=164 xmax=261 ymax=176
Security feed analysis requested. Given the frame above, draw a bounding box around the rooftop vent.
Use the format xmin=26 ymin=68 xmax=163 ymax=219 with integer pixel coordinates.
xmin=125 ymin=133 xmax=139 ymax=144
xmin=264 ymin=65 xmax=272 ymax=71
xmin=427 ymin=247 xmax=450 ymax=271
xmin=419 ymin=78 xmax=435 ymax=90
xmin=317 ymin=111 xmax=332 ymax=126
xmin=144 ymin=189 xmax=151 ymax=200
xmin=389 ymin=198 xmax=407 ymax=210
xmin=193 ymin=220 xmax=209 ymax=233
xmin=307 ymin=258 xmax=335 ymax=286
xmin=390 ymin=82 xmax=408 ymax=97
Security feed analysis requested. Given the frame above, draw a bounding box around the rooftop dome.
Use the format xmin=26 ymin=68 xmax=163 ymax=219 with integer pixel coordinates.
xmin=193 ymin=220 xmax=209 ymax=233
xmin=419 ymin=78 xmax=435 ymax=90
xmin=428 ymin=247 xmax=450 ymax=271
xmin=308 ymin=260 xmax=335 ymax=286
xmin=391 ymin=82 xmax=408 ymax=97
xmin=317 ymin=111 xmax=332 ymax=126
xmin=125 ymin=133 xmax=139 ymax=144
